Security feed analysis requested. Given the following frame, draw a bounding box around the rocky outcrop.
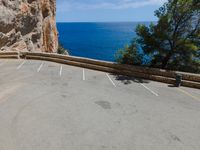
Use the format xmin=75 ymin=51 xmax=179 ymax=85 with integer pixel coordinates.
xmin=0 ymin=0 xmax=58 ymax=53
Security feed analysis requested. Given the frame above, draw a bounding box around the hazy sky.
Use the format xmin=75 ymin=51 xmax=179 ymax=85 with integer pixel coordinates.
xmin=56 ymin=0 xmax=167 ymax=22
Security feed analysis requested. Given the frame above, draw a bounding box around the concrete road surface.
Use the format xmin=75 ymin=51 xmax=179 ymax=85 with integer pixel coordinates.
xmin=0 ymin=59 xmax=200 ymax=150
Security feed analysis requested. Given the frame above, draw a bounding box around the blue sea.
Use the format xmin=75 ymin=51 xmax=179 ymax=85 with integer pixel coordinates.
xmin=57 ymin=22 xmax=150 ymax=62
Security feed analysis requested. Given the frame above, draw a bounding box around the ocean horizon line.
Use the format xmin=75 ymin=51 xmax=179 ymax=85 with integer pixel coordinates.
xmin=56 ymin=21 xmax=156 ymax=23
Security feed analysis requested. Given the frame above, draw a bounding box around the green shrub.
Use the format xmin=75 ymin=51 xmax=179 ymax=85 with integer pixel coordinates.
xmin=57 ymin=43 xmax=68 ymax=55
xmin=115 ymin=43 xmax=143 ymax=65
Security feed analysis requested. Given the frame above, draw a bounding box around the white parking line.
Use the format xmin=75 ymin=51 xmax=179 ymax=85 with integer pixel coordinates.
xmin=83 ymin=69 xmax=85 ymax=80
xmin=37 ymin=62 xmax=44 ymax=73
xmin=59 ymin=65 xmax=63 ymax=77
xmin=17 ymin=60 xmax=26 ymax=70
xmin=106 ymin=73 xmax=117 ymax=87
xmin=140 ymin=83 xmax=159 ymax=97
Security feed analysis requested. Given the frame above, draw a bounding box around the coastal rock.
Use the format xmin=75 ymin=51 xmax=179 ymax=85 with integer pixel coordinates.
xmin=0 ymin=0 xmax=58 ymax=53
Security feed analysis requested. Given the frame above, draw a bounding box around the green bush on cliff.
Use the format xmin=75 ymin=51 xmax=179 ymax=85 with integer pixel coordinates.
xmin=58 ymin=43 xmax=69 ymax=55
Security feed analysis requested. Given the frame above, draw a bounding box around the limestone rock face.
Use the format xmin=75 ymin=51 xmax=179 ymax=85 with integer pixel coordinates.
xmin=0 ymin=0 xmax=58 ymax=53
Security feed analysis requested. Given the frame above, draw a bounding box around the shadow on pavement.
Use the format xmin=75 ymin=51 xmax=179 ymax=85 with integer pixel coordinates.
xmin=112 ymin=74 xmax=150 ymax=85
xmin=168 ymin=84 xmax=177 ymax=88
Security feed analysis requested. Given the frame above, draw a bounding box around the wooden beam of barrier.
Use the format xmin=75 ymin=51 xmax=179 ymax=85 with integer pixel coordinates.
xmin=21 ymin=52 xmax=200 ymax=83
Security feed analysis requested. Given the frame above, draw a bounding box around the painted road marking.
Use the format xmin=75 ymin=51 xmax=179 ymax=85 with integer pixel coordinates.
xmin=106 ymin=73 xmax=117 ymax=87
xmin=83 ymin=69 xmax=85 ymax=81
xmin=177 ymin=88 xmax=200 ymax=101
xmin=17 ymin=60 xmax=26 ymax=70
xmin=59 ymin=65 xmax=63 ymax=77
xmin=140 ymin=83 xmax=159 ymax=97
xmin=37 ymin=62 xmax=44 ymax=73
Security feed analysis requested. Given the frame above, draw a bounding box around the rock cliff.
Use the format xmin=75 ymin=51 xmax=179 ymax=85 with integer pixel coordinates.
xmin=0 ymin=0 xmax=58 ymax=53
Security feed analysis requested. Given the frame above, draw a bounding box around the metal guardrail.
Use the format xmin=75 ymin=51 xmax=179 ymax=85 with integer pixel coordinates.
xmin=0 ymin=51 xmax=200 ymax=89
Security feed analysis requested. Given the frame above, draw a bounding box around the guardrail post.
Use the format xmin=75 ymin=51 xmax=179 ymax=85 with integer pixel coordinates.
xmin=17 ymin=51 xmax=20 ymax=59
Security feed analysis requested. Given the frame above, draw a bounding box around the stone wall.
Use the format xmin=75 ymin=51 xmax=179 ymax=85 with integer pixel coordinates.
xmin=0 ymin=0 xmax=58 ymax=53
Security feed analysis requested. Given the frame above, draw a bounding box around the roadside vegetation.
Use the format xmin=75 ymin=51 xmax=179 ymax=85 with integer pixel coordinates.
xmin=116 ymin=0 xmax=200 ymax=73
xmin=115 ymin=43 xmax=143 ymax=65
xmin=57 ymin=43 xmax=69 ymax=55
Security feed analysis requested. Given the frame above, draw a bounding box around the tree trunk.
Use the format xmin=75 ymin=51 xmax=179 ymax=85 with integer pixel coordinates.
xmin=161 ymin=52 xmax=173 ymax=69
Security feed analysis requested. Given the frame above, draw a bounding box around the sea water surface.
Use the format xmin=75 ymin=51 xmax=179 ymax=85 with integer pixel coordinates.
xmin=57 ymin=22 xmax=149 ymax=62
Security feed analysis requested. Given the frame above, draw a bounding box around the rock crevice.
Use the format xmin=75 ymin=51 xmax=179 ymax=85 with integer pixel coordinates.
xmin=0 ymin=0 xmax=58 ymax=53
